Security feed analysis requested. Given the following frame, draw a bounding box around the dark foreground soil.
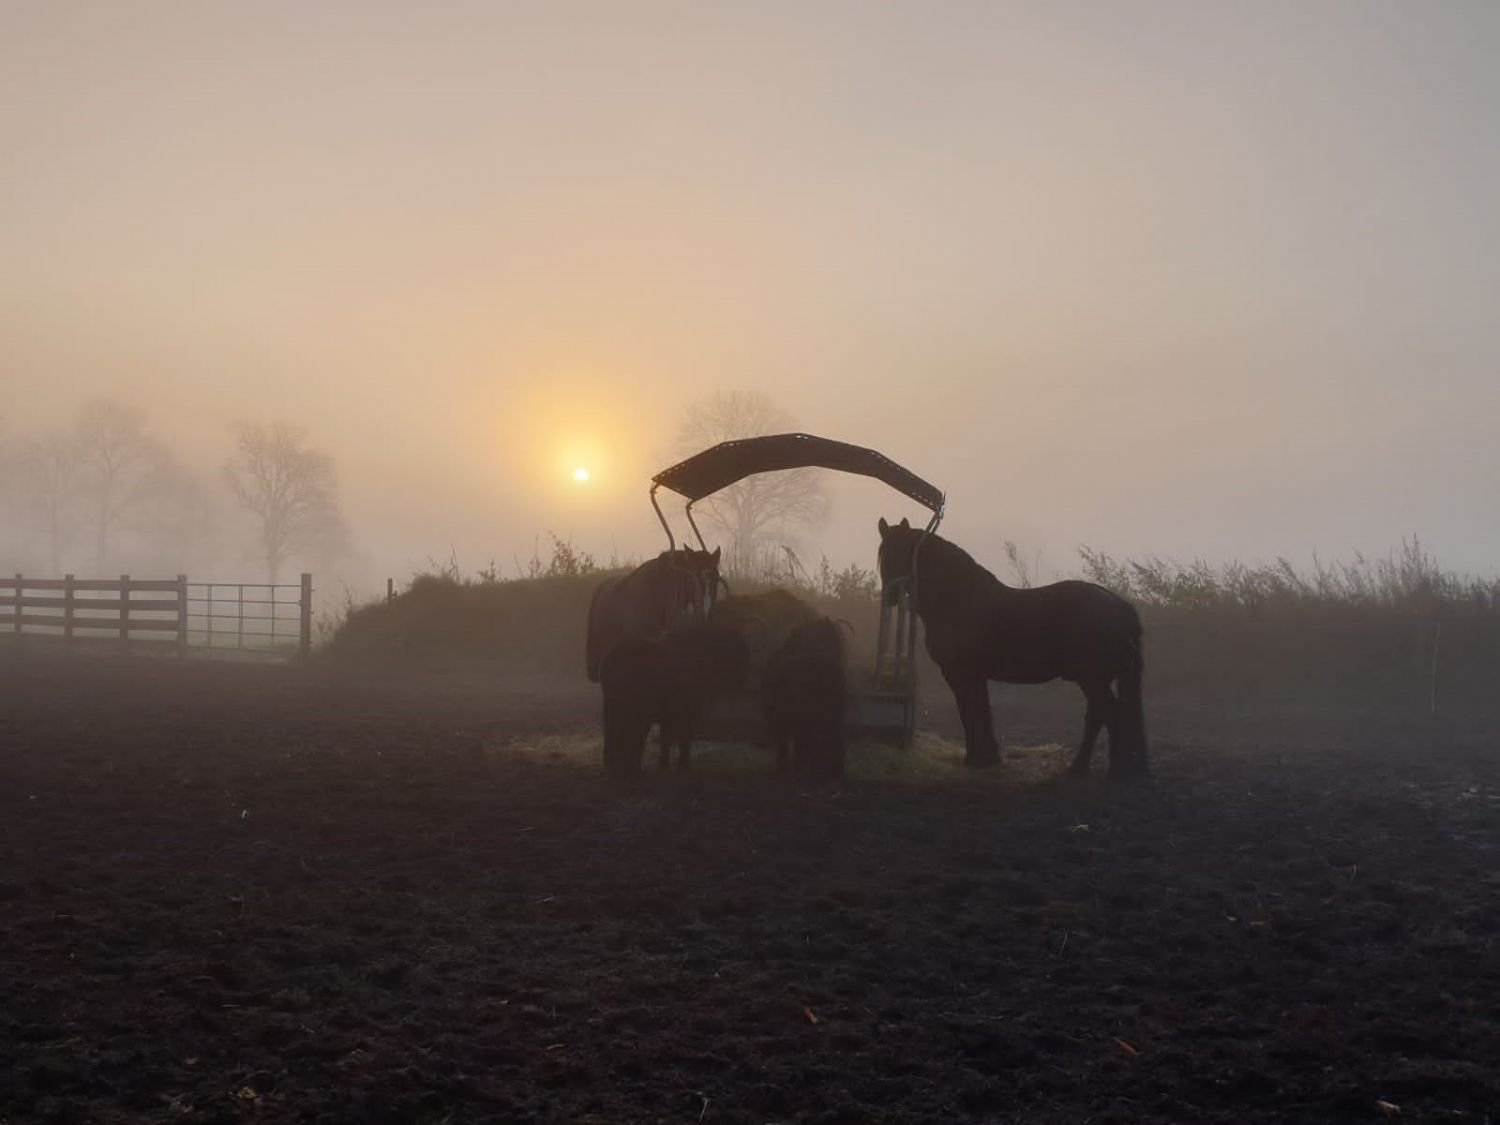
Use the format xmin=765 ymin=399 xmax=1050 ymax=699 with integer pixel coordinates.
xmin=2 ymin=651 xmax=1498 ymax=1124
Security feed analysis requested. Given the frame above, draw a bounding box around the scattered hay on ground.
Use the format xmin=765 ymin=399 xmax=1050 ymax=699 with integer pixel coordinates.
xmin=495 ymin=727 xmax=1073 ymax=784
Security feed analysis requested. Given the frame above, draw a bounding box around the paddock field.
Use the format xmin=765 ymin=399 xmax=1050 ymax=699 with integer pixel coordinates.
xmin=2 ymin=652 xmax=1497 ymax=1124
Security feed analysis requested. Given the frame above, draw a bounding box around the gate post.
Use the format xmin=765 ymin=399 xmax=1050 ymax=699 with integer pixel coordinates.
xmin=299 ymin=573 xmax=313 ymax=659
xmin=13 ymin=574 xmax=21 ymax=638
xmin=177 ymin=575 xmax=189 ymax=657
xmin=119 ymin=574 xmax=131 ymax=649
xmin=64 ymin=574 xmax=75 ymax=645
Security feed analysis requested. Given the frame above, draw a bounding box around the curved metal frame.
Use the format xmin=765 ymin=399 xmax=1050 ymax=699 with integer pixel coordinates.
xmin=649 ymin=484 xmax=720 ymax=557
xmin=648 ymin=435 xmax=943 ymax=748
xmin=653 ymin=432 xmax=944 ymax=512
xmin=651 ymin=433 xmax=946 ymax=551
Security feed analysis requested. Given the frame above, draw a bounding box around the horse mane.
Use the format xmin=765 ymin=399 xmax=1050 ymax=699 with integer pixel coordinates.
xmin=898 ymin=529 xmax=1003 ymax=610
xmin=652 ymin=547 xmax=718 ymax=568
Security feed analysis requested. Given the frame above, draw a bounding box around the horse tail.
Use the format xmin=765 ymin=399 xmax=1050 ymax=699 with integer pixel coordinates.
xmin=1114 ymin=628 xmax=1149 ymax=776
xmin=585 ymin=578 xmax=615 ymax=683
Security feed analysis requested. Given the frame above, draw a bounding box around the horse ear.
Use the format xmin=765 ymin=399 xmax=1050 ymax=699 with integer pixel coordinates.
xmin=710 ymin=546 xmax=721 ymax=564
xmin=899 ymin=517 xmax=911 ymax=530
xmin=878 ymin=517 xmax=890 ymax=538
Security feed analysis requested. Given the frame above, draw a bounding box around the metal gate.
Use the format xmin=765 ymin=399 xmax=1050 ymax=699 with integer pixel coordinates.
xmin=1 ymin=573 xmax=313 ymax=658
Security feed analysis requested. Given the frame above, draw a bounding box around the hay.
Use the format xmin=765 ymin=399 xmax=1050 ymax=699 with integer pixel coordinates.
xmin=494 ymin=727 xmax=1069 ymax=783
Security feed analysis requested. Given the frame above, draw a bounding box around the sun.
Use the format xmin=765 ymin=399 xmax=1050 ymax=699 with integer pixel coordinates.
xmin=572 ymin=467 xmax=591 ymax=483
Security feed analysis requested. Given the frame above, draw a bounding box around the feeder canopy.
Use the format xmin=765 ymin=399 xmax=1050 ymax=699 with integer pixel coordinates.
xmin=652 ymin=433 xmax=944 ymax=514
xmin=654 ymin=435 xmax=942 ymax=516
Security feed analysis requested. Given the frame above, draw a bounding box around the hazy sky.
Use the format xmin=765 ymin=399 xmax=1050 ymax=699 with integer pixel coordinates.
xmin=4 ymin=1 xmax=1498 ymax=585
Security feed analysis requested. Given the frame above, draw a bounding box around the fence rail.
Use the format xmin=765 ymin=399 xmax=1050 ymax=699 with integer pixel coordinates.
xmin=0 ymin=573 xmax=313 ymax=657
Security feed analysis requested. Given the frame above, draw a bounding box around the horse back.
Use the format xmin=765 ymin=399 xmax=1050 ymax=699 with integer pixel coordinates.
xmin=586 ymin=559 xmax=720 ymax=682
xmin=931 ymin=579 xmax=1140 ymax=684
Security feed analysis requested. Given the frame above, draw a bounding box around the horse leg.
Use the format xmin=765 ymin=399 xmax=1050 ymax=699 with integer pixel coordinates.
xmin=829 ymin=723 xmax=846 ymax=782
xmin=943 ymin=666 xmax=1000 ymax=767
xmin=1070 ymin=679 xmax=1116 ymax=776
xmin=657 ymin=723 xmax=673 ymax=772
xmin=1109 ymin=640 xmax=1149 ymax=779
xmin=603 ymin=693 xmax=647 ymax=780
xmin=609 ymin=715 xmax=651 ymax=780
xmin=773 ymin=727 xmax=791 ymax=776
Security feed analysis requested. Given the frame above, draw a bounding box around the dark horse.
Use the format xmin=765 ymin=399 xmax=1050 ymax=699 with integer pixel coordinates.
xmin=762 ymin=617 xmax=848 ymax=783
xmin=598 ymin=623 xmax=750 ymax=778
xmin=877 ymin=517 xmax=1147 ymax=777
xmin=585 ymin=547 xmax=722 ymax=683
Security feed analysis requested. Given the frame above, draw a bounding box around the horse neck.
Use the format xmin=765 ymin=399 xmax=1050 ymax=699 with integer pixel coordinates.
xmin=914 ymin=541 xmax=1006 ymax=618
xmin=649 ymin=553 xmax=711 ymax=609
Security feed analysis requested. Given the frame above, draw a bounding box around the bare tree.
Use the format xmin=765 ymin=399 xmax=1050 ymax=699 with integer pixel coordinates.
xmin=133 ymin=458 xmax=216 ymax=572
xmin=224 ymin=421 xmax=346 ymax=583
xmin=16 ymin=434 xmax=80 ymax=574
xmin=73 ymin=400 xmax=175 ymax=567
xmin=675 ymin=390 xmax=829 ymax=576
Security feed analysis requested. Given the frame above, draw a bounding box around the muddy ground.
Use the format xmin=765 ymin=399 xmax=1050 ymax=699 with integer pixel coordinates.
xmin=1 ymin=650 xmax=1497 ymax=1123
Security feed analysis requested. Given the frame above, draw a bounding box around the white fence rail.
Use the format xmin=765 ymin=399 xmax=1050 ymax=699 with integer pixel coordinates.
xmin=1 ymin=573 xmax=313 ymax=657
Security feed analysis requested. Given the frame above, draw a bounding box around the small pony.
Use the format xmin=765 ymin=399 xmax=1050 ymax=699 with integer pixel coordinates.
xmin=762 ymin=617 xmax=848 ymax=783
xmin=598 ymin=623 xmax=750 ymax=779
xmin=586 ymin=547 xmax=722 ymax=683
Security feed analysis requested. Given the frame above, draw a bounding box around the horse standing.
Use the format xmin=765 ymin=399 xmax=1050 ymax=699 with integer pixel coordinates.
xmin=598 ymin=623 xmax=750 ymax=778
xmin=762 ymin=617 xmax=848 ymax=783
xmin=876 ymin=518 xmax=1147 ymax=777
xmin=585 ymin=547 xmax=722 ymax=683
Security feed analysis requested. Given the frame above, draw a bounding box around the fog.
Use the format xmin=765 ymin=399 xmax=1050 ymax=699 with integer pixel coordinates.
xmin=4 ymin=2 xmax=1498 ymax=595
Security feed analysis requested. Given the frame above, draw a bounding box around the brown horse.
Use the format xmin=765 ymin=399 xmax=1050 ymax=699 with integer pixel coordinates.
xmin=707 ymin=588 xmax=820 ymax=678
xmin=599 ymin=623 xmax=750 ymax=778
xmin=762 ymin=616 xmax=848 ymax=783
xmin=877 ymin=518 xmax=1147 ymax=778
xmin=585 ymin=547 xmax=722 ymax=682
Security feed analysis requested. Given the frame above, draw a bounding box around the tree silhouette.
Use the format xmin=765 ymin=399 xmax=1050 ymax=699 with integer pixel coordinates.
xmin=73 ymin=400 xmax=174 ymax=567
xmin=16 ymin=435 xmax=79 ymax=574
xmin=674 ymin=390 xmax=829 ymax=576
xmin=224 ymin=421 xmax=345 ymax=583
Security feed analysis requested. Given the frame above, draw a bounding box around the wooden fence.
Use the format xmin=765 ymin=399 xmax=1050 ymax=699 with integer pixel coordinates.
xmin=0 ymin=573 xmax=313 ymax=657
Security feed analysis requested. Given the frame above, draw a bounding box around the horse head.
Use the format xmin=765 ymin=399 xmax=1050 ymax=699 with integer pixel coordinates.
xmin=656 ymin=545 xmax=723 ymax=622
xmin=876 ymin=516 xmax=917 ymax=606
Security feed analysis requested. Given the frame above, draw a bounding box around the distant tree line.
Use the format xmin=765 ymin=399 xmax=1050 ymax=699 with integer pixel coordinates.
xmin=0 ymin=401 xmax=347 ymax=583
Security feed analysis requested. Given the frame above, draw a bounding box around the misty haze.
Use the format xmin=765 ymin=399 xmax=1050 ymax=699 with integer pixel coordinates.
xmin=3 ymin=4 xmax=1498 ymax=1124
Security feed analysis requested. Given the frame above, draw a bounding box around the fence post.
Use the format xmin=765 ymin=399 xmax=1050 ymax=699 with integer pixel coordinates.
xmin=387 ymin=577 xmax=394 ymax=604
xmin=1429 ymin=620 xmax=1442 ymax=718
xmin=64 ymin=574 xmax=75 ymax=645
xmin=119 ymin=574 xmax=130 ymax=649
xmin=299 ymin=573 xmax=313 ymax=659
xmin=177 ymin=575 xmax=189 ymax=657
xmin=13 ymin=574 xmax=20 ymax=638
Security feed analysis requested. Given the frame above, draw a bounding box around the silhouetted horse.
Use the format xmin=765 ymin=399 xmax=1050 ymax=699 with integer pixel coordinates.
xmin=708 ymin=588 xmax=820 ymax=675
xmin=762 ymin=617 xmax=848 ymax=783
xmin=877 ymin=517 xmax=1147 ymax=777
xmin=598 ymin=623 xmax=750 ymax=779
xmin=586 ymin=547 xmax=722 ymax=682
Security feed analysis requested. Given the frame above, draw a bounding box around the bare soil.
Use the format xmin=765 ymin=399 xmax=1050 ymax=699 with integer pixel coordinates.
xmin=2 ymin=651 xmax=1497 ymax=1123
